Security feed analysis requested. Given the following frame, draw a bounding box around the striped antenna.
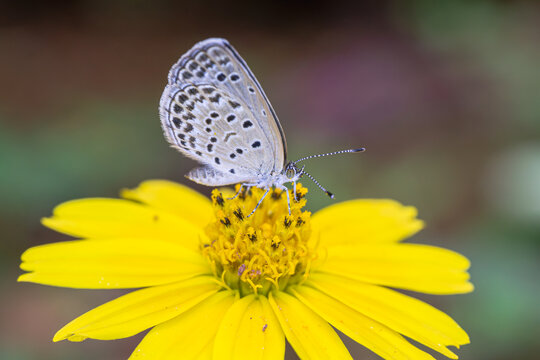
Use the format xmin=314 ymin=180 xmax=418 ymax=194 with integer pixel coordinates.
xmin=294 ymin=148 xmax=365 ymax=199
xmin=294 ymin=148 xmax=365 ymax=164
xmin=302 ymin=170 xmax=334 ymax=199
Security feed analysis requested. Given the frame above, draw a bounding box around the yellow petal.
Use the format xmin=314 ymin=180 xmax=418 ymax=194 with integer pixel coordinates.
xmin=129 ymin=290 xmax=236 ymax=360
xmin=312 ymin=199 xmax=424 ymax=245
xmin=19 ymin=238 xmax=210 ymax=288
xmin=121 ymin=180 xmax=213 ymax=229
xmin=214 ymin=294 xmax=285 ymax=360
xmin=53 ymin=276 xmax=220 ymax=342
xmin=309 ymin=273 xmax=469 ymax=358
xmin=41 ymin=198 xmax=205 ymax=250
xmin=268 ymin=291 xmax=352 ymax=360
xmin=290 ymin=285 xmax=436 ymax=360
xmin=317 ymin=243 xmax=473 ymax=294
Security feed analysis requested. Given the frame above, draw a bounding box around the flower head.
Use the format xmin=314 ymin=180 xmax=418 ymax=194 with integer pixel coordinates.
xmin=204 ymin=186 xmax=312 ymax=296
xmin=19 ymin=180 xmax=473 ymax=359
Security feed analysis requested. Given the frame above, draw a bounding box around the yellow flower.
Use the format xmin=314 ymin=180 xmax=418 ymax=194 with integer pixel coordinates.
xmin=19 ymin=180 xmax=473 ymax=359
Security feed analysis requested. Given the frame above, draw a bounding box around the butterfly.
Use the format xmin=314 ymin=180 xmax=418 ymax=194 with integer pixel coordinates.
xmin=159 ymin=38 xmax=364 ymax=216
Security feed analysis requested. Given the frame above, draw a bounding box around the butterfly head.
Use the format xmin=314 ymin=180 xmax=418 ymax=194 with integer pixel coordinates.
xmin=283 ymin=162 xmax=304 ymax=182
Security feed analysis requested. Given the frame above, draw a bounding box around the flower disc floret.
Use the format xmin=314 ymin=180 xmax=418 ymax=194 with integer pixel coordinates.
xmin=202 ymin=184 xmax=314 ymax=296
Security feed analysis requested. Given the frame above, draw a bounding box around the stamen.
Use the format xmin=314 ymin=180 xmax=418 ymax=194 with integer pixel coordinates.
xmin=271 ymin=189 xmax=282 ymax=200
xmin=247 ymin=227 xmax=257 ymax=242
xmin=212 ymin=191 xmax=225 ymax=206
xmin=238 ymin=263 xmax=246 ymax=276
xmin=233 ymin=208 xmax=244 ymax=221
xmin=284 ymin=216 xmax=293 ymax=228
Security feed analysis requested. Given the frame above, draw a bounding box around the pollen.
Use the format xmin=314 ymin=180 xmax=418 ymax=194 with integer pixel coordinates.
xmin=202 ymin=184 xmax=315 ymax=296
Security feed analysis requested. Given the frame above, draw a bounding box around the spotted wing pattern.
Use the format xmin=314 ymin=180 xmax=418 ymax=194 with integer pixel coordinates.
xmin=159 ymin=38 xmax=287 ymax=186
xmin=160 ymin=82 xmax=274 ymax=185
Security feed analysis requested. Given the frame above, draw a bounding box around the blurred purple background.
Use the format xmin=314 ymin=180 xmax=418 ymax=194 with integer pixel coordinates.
xmin=2 ymin=1 xmax=540 ymax=359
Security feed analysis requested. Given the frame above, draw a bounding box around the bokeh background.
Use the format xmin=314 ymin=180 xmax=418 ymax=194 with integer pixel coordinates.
xmin=2 ymin=0 xmax=540 ymax=359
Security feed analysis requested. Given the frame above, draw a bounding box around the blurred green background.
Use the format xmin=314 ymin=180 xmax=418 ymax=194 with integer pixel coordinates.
xmin=2 ymin=0 xmax=540 ymax=359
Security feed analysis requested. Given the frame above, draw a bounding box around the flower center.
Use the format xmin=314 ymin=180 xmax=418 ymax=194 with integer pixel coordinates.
xmin=201 ymin=184 xmax=316 ymax=296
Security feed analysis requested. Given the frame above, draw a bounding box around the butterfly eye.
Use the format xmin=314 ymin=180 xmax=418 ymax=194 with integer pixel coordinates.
xmin=286 ymin=168 xmax=296 ymax=179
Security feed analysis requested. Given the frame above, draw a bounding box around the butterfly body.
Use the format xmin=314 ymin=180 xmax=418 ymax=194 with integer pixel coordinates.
xmin=160 ymin=38 xmax=363 ymax=215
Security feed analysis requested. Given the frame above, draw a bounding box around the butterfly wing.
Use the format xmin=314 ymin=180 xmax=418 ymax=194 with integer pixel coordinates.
xmin=186 ymin=165 xmax=246 ymax=186
xmin=160 ymin=83 xmax=274 ymax=185
xmin=159 ymin=38 xmax=287 ymax=186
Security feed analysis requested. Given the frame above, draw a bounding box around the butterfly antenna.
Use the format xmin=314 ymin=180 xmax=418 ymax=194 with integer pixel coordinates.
xmin=294 ymin=148 xmax=365 ymax=164
xmin=302 ymin=170 xmax=334 ymax=199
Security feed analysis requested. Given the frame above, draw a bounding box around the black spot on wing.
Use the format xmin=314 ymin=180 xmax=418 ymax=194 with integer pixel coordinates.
xmin=182 ymin=113 xmax=196 ymax=121
xmin=219 ymin=57 xmax=231 ymax=66
xmin=209 ymin=94 xmax=222 ymax=103
xmin=229 ymin=101 xmax=241 ymax=109
xmin=177 ymin=94 xmax=188 ymax=104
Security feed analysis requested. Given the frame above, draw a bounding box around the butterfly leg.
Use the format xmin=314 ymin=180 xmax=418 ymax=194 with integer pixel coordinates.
xmin=228 ymin=183 xmax=257 ymax=200
xmin=293 ymin=181 xmax=298 ymax=202
xmin=247 ymin=187 xmax=270 ymax=218
xmin=281 ymin=185 xmax=291 ymax=215
xmin=228 ymin=184 xmax=244 ymax=200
